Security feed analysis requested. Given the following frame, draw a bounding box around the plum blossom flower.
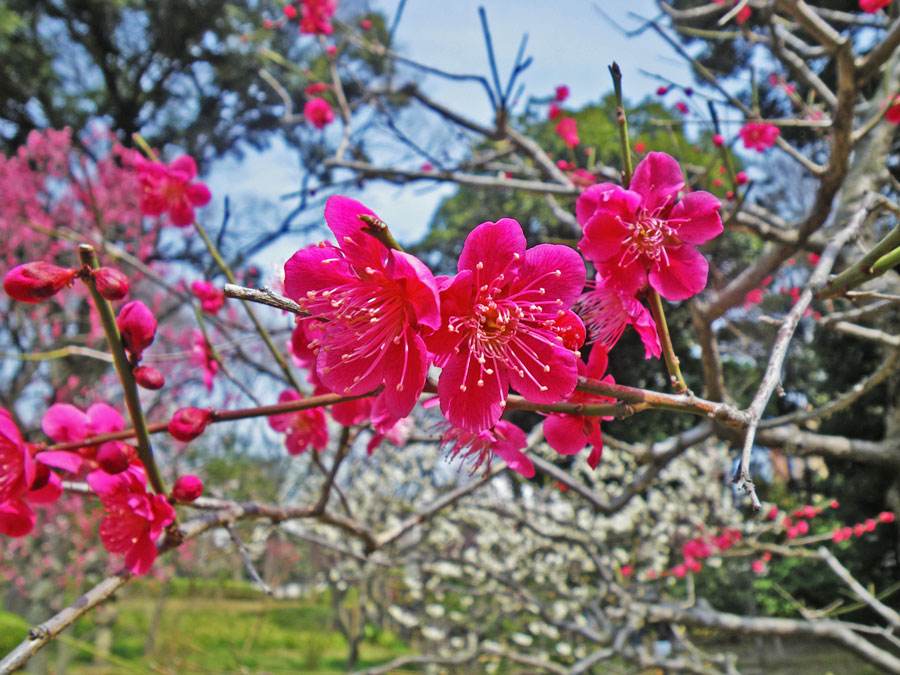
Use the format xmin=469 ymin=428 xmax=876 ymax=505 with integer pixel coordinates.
xmin=555 ymin=117 xmax=580 ymax=147
xmin=191 ymin=280 xmax=225 ymax=313
xmin=555 ymin=85 xmax=570 ymax=102
xmin=575 ymin=280 xmax=661 ymax=358
xmin=860 ymin=0 xmax=890 ymax=12
xmin=87 ymin=463 xmax=175 ymax=574
xmin=300 ymin=0 xmax=337 ymax=34
xmin=267 ymin=390 xmax=329 ymax=455
xmin=304 ymin=97 xmax=335 ymax=129
xmin=577 ymin=152 xmax=723 ymax=301
xmin=132 ymin=154 xmax=211 ymax=226
xmin=543 ymin=347 xmax=616 ymax=468
xmin=738 ymin=122 xmax=780 ymax=152
xmin=439 ymin=419 xmax=534 ymax=477
xmin=284 ymin=196 xmax=440 ymax=421
xmin=39 ymin=402 xmax=133 ymax=475
xmin=3 ymin=262 xmax=77 ymax=304
xmin=427 ymin=218 xmax=585 ymax=432
xmin=548 ymin=102 xmax=562 ymax=121
xmin=1 ymin=409 xmax=64 ymax=537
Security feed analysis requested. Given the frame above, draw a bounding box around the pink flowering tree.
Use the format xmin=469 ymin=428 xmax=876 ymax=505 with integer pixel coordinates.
xmin=2 ymin=2 xmax=900 ymax=673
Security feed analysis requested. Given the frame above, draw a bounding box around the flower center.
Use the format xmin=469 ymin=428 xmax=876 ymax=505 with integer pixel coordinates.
xmin=620 ymin=209 xmax=680 ymax=267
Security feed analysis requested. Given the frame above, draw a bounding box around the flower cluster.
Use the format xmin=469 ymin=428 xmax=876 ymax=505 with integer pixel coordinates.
xmin=131 ymin=153 xmax=211 ymax=227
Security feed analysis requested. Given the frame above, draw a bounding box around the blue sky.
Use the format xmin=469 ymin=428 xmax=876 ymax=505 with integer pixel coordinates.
xmin=205 ymin=0 xmax=694 ymax=274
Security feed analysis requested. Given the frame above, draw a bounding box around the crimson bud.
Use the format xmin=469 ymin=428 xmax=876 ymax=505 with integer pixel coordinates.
xmin=3 ymin=262 xmax=76 ymax=304
xmin=93 ymin=267 xmax=130 ymax=300
xmin=168 ymin=407 xmax=212 ymax=442
xmin=172 ymin=475 xmax=203 ymax=503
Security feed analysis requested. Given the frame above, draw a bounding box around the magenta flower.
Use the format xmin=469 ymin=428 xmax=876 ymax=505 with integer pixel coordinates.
xmin=0 ymin=409 xmax=64 ymax=537
xmin=555 ymin=117 xmax=580 ymax=147
xmin=427 ymin=218 xmax=585 ymax=432
xmin=300 ymin=0 xmax=337 ymax=34
xmin=284 ymin=196 xmax=440 ymax=421
xmin=172 ymin=475 xmax=203 ymax=503
xmin=133 ymin=154 xmax=211 ymax=227
xmin=738 ymin=122 xmax=780 ymax=152
xmin=267 ymin=390 xmax=329 ymax=455
xmin=860 ymin=0 xmax=890 ymax=13
xmin=575 ymin=278 xmax=661 ymax=359
xmin=87 ymin=463 xmax=175 ymax=574
xmin=543 ymin=347 xmax=616 ymax=469
xmin=439 ymin=419 xmax=534 ymax=477
xmin=39 ymin=402 xmax=132 ymax=475
xmin=191 ymin=280 xmax=225 ymax=313
xmin=304 ymin=97 xmax=335 ymax=129
xmin=577 ymin=152 xmax=723 ymax=301
xmin=555 ymin=85 xmax=570 ymax=102
xmin=191 ymin=330 xmax=219 ymax=391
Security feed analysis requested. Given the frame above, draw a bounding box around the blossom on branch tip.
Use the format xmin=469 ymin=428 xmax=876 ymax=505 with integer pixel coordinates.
xmin=439 ymin=419 xmax=534 ymax=478
xmin=555 ymin=85 xmax=570 ymax=102
xmin=168 ymin=407 xmax=213 ymax=442
xmin=284 ymin=196 xmax=440 ymax=421
xmin=738 ymin=122 xmax=779 ymax=152
xmin=3 ymin=262 xmax=77 ymax=304
xmin=93 ymin=267 xmax=130 ymax=301
xmin=577 ymin=151 xmax=722 ymax=301
xmin=304 ymin=97 xmax=335 ymax=129
xmin=267 ymin=390 xmax=329 ymax=455
xmin=191 ymin=280 xmax=225 ymax=313
xmin=426 ymin=218 xmax=585 ymax=432
xmin=554 ymin=117 xmax=580 ymax=148
xmin=116 ymin=301 xmax=157 ymax=361
xmin=132 ymin=154 xmax=211 ymax=227
xmin=300 ymin=0 xmax=337 ymax=34
xmin=87 ymin=463 xmax=174 ymax=574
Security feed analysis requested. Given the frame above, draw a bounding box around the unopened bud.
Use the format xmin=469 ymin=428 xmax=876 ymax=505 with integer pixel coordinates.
xmin=134 ymin=365 xmax=165 ymax=390
xmin=96 ymin=441 xmax=131 ymax=474
xmin=172 ymin=475 xmax=203 ymax=503
xmin=116 ymin=301 xmax=157 ymax=360
xmin=168 ymin=407 xmax=212 ymax=442
xmin=93 ymin=267 xmax=130 ymax=300
xmin=3 ymin=262 xmax=76 ymax=304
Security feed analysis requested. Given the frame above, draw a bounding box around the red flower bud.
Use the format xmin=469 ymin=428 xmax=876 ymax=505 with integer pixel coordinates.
xmin=168 ymin=407 xmax=212 ymax=442
xmin=93 ymin=267 xmax=130 ymax=300
xmin=134 ymin=365 xmax=165 ymax=390
xmin=96 ymin=441 xmax=131 ymax=474
xmin=3 ymin=262 xmax=77 ymax=304
xmin=713 ymin=133 xmax=724 ymax=147
xmin=283 ymin=4 xmax=297 ymax=19
xmin=116 ymin=301 xmax=157 ymax=359
xmin=172 ymin=475 xmax=203 ymax=502
xmin=735 ymin=171 xmax=749 ymax=186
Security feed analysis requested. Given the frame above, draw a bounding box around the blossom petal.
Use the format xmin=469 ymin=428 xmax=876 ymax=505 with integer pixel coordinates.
xmin=671 ymin=191 xmax=723 ymax=245
xmin=41 ymin=404 xmax=90 ymax=443
xmin=323 ymin=195 xmax=385 ymax=269
xmin=388 ymin=250 xmax=441 ymax=331
xmin=597 ymin=258 xmax=648 ymax=297
xmin=578 ymin=188 xmax=641 ymax=263
xmin=458 ymin=218 xmax=526 ymax=280
xmin=507 ymin=333 xmax=578 ymax=404
xmin=87 ymin=403 xmax=125 ymax=435
xmin=629 ymin=152 xmax=685 ymax=212
xmin=0 ymin=499 xmax=35 ymax=537
xmin=36 ymin=450 xmax=83 ymax=474
xmin=543 ymin=414 xmax=587 ymax=455
xmin=284 ymin=244 xmax=354 ymax=300
xmin=381 ymin=328 xmax=429 ymax=419
xmin=513 ymin=244 xmax=586 ymax=309
xmin=27 ymin=471 xmax=62 ymax=504
xmin=575 ymin=183 xmax=619 ymax=226
xmin=439 ymin=354 xmax=507 ymax=433
xmin=649 ymin=244 xmax=709 ymax=301
xmin=124 ymin=533 xmax=159 ymax=575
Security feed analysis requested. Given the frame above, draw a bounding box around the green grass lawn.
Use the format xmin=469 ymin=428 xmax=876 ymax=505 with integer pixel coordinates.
xmin=2 ymin=581 xmax=412 ymax=674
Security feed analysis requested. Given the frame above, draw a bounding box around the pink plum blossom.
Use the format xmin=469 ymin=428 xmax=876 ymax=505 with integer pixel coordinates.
xmin=304 ymin=97 xmax=335 ymax=129
xmin=575 ymin=279 xmax=661 ymax=358
xmin=738 ymin=122 xmax=780 ymax=152
xmin=439 ymin=419 xmax=534 ymax=477
xmin=283 ymin=196 xmax=440 ymax=421
xmin=0 ymin=409 xmax=64 ymax=537
xmin=555 ymin=117 xmax=580 ymax=147
xmin=87 ymin=463 xmax=175 ymax=574
xmin=191 ymin=280 xmax=225 ymax=313
xmin=577 ymin=152 xmax=723 ymax=301
xmin=543 ymin=347 xmax=616 ymax=468
xmin=132 ymin=154 xmax=211 ymax=226
xmin=300 ymin=0 xmax=337 ymax=34
xmin=427 ymin=218 xmax=585 ymax=432
xmin=267 ymin=390 xmax=329 ymax=455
